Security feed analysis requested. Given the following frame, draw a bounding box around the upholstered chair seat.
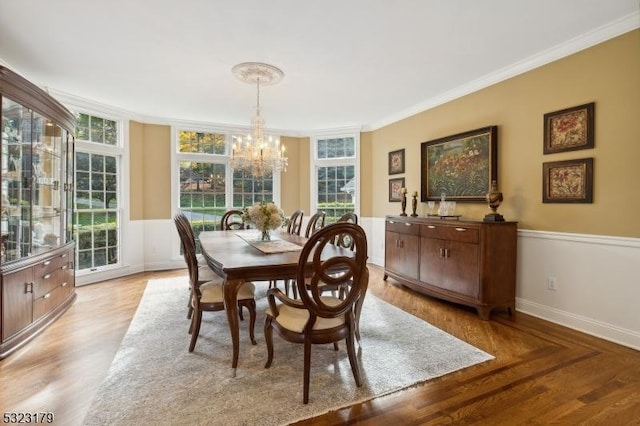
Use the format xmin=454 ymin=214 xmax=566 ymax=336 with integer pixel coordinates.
xmin=200 ymin=280 xmax=256 ymax=304
xmin=266 ymin=296 xmax=343 ymax=333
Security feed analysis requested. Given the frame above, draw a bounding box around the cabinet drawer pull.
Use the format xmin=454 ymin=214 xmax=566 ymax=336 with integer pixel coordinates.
xmin=388 ymin=220 xmax=395 ymax=224
xmin=404 ymin=223 xmax=412 ymax=227
xmin=62 ymin=282 xmax=68 ymax=287
xmin=61 ymin=265 xmax=68 ymax=270
xmin=25 ymin=282 xmax=34 ymax=294
xmin=43 ymin=293 xmax=51 ymax=299
xmin=43 ymin=260 xmax=52 ymax=266
xmin=61 ymin=253 xmax=67 ymax=258
xmin=455 ymin=227 xmax=467 ymax=232
xmin=43 ymin=273 xmax=52 ymax=280
xmin=427 ymin=225 xmax=436 ymax=229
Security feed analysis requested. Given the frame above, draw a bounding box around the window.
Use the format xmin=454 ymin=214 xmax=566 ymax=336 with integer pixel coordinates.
xmin=175 ymin=129 xmax=279 ymax=251
xmin=74 ymin=112 xmax=122 ymax=272
xmin=312 ymin=135 xmax=358 ymax=223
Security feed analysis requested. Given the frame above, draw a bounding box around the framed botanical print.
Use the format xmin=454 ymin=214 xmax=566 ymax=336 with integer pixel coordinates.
xmin=544 ymin=102 xmax=594 ymax=154
xmin=388 ymin=149 xmax=405 ymax=175
xmin=388 ymin=177 xmax=405 ymax=202
xmin=543 ymin=158 xmax=593 ymax=203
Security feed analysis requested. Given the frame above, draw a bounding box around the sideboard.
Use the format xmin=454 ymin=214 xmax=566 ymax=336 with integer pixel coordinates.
xmin=384 ymin=215 xmax=517 ymax=319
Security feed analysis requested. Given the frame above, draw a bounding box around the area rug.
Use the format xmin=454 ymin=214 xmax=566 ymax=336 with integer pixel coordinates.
xmin=83 ymin=277 xmax=493 ymax=425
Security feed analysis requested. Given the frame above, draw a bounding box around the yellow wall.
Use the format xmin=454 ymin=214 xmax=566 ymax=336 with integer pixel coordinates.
xmin=129 ymin=122 xmax=172 ymax=220
xmin=371 ymin=30 xmax=640 ymax=237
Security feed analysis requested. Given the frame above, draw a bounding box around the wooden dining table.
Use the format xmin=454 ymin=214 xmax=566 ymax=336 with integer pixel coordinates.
xmin=198 ymin=229 xmax=308 ymax=375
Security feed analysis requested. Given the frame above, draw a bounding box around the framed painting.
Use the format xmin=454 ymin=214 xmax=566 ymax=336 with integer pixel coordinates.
xmin=543 ymin=158 xmax=593 ymax=203
xmin=420 ymin=126 xmax=497 ymax=201
xmin=388 ymin=177 xmax=405 ymax=202
xmin=388 ymin=149 xmax=405 ymax=175
xmin=543 ymin=102 xmax=594 ymax=154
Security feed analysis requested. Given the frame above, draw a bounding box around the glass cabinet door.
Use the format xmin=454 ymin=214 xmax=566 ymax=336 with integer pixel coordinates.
xmin=1 ymin=98 xmax=31 ymax=261
xmin=32 ymin=111 xmax=64 ymax=255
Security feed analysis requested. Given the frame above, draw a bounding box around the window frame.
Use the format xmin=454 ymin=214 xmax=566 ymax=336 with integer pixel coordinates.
xmin=310 ymin=131 xmax=360 ymax=221
xmin=72 ymin=109 xmax=127 ymax=278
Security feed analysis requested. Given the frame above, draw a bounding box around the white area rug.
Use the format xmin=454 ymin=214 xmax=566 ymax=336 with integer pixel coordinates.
xmin=83 ymin=277 xmax=493 ymax=425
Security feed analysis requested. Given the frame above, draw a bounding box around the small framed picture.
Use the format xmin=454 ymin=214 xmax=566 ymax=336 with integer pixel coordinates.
xmin=388 ymin=149 xmax=405 ymax=175
xmin=544 ymin=102 xmax=594 ymax=154
xmin=389 ymin=177 xmax=405 ymax=202
xmin=543 ymin=158 xmax=593 ymax=203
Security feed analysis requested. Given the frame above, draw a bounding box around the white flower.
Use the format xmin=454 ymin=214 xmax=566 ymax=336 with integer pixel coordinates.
xmin=243 ymin=202 xmax=284 ymax=232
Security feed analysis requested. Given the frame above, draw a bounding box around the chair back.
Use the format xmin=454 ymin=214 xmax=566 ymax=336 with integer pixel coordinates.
xmin=333 ymin=212 xmax=358 ymax=249
xmin=287 ymin=209 xmax=304 ymax=235
xmin=295 ymin=222 xmax=368 ymax=322
xmin=304 ymin=211 xmax=326 ymax=237
xmin=220 ymin=209 xmax=246 ymax=230
xmin=173 ymin=212 xmax=200 ymax=289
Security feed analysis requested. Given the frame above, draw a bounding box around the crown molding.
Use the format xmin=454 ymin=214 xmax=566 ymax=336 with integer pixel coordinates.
xmin=368 ymin=11 xmax=640 ymax=131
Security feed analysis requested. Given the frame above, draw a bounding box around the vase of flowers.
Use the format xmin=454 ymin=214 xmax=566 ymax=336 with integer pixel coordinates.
xmin=242 ymin=201 xmax=285 ymax=241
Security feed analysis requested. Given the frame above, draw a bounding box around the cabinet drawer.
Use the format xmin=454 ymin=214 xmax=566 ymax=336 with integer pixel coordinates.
xmin=34 ymin=251 xmax=71 ymax=276
xmin=33 ymin=285 xmax=68 ymax=319
xmin=386 ymin=220 xmax=420 ymax=236
xmin=420 ymin=223 xmax=479 ymax=244
xmin=33 ymin=264 xmax=70 ymax=298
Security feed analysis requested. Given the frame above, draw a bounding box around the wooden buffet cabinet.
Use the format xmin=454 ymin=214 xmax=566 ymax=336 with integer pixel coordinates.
xmin=384 ymin=215 xmax=517 ymax=319
xmin=1 ymin=66 xmax=76 ymax=358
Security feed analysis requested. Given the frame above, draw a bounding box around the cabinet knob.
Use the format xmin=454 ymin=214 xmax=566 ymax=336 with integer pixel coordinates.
xmin=43 ymin=273 xmax=52 ymax=280
xmin=455 ymin=227 xmax=467 ymax=232
xmin=61 ymin=253 xmax=67 ymax=258
xmin=62 ymin=282 xmax=68 ymax=287
xmin=43 ymin=293 xmax=51 ymax=299
xmin=404 ymin=223 xmax=412 ymax=227
xmin=43 ymin=260 xmax=52 ymax=266
xmin=61 ymin=265 xmax=67 ymax=270
xmin=427 ymin=225 xmax=436 ymax=229
xmin=388 ymin=221 xmax=395 ymax=224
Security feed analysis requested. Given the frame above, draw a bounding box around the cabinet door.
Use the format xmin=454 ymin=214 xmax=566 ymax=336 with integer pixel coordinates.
xmin=443 ymin=240 xmax=479 ymax=298
xmin=2 ymin=268 xmax=33 ymax=340
xmin=385 ymin=231 xmax=419 ymax=279
xmin=419 ymin=236 xmax=446 ymax=285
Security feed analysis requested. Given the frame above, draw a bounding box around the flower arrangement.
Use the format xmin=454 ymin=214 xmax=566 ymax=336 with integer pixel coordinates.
xmin=242 ymin=201 xmax=285 ymax=240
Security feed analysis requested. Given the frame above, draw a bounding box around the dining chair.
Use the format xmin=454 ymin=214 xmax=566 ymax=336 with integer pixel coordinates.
xmin=220 ymin=209 xmax=246 ymax=230
xmin=287 ymin=209 xmax=304 ymax=236
xmin=174 ymin=213 xmax=257 ymax=352
xmin=304 ymin=211 xmax=326 ymax=238
xmin=264 ymin=222 xmax=369 ymax=404
xmin=269 ymin=209 xmax=305 ymax=296
xmin=174 ymin=212 xmax=223 ymax=319
xmin=334 ymin=212 xmax=358 ymax=249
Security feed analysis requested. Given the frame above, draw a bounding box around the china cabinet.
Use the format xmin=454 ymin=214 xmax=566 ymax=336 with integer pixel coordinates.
xmin=384 ymin=215 xmax=517 ymax=319
xmin=0 ymin=66 xmax=76 ymax=358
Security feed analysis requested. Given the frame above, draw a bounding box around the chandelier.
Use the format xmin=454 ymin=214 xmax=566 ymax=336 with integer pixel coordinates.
xmin=231 ymin=62 xmax=287 ymax=177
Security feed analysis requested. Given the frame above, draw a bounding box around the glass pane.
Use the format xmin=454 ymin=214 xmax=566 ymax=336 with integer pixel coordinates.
xmin=178 ymin=131 xmax=226 ymax=154
xmin=316 ymin=164 xmax=355 ymax=223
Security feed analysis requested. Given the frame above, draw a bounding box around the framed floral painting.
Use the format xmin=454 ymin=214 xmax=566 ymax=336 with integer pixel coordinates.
xmin=388 ymin=149 xmax=405 ymax=175
xmin=388 ymin=177 xmax=405 ymax=202
xmin=420 ymin=126 xmax=497 ymax=201
xmin=544 ymin=102 xmax=594 ymax=154
xmin=543 ymin=158 xmax=593 ymax=203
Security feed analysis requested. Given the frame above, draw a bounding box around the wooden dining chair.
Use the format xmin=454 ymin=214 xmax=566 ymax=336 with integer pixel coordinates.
xmin=287 ymin=209 xmax=304 ymax=236
xmin=264 ymin=222 xmax=369 ymax=404
xmin=220 ymin=209 xmax=246 ymax=230
xmin=174 ymin=212 xmax=223 ymax=319
xmin=304 ymin=211 xmax=326 ymax=237
xmin=174 ymin=213 xmax=257 ymax=352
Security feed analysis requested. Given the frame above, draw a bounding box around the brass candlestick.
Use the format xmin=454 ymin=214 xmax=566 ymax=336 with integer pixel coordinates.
xmin=410 ymin=192 xmax=418 ymax=217
xmin=400 ymin=188 xmax=408 ymax=216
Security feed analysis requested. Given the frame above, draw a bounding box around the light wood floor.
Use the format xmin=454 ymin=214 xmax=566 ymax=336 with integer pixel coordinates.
xmin=1 ymin=265 xmax=639 ymax=425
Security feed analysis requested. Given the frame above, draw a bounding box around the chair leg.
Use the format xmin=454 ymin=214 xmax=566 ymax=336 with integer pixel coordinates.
xmin=303 ymin=340 xmax=312 ymax=404
xmin=187 ymin=291 xmax=193 ymax=319
xmin=246 ymin=300 xmax=257 ymax=345
xmin=189 ymin=309 xmax=202 ymax=352
xmin=238 ymin=305 xmax=245 ymax=321
xmin=264 ymin=316 xmax=274 ymax=368
xmin=345 ymin=329 xmax=362 ymax=387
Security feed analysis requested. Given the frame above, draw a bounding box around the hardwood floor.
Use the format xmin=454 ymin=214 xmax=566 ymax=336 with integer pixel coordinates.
xmin=1 ymin=265 xmax=639 ymax=425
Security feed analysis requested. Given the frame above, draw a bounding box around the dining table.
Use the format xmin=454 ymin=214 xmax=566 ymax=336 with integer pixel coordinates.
xmin=198 ymin=228 xmax=309 ymax=375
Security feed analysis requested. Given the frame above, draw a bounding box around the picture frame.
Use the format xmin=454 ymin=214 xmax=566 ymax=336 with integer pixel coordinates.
xmin=420 ymin=126 xmax=497 ymax=201
xmin=543 ymin=102 xmax=594 ymax=154
xmin=543 ymin=157 xmax=593 ymax=203
xmin=388 ymin=177 xmax=405 ymax=202
xmin=388 ymin=149 xmax=405 ymax=175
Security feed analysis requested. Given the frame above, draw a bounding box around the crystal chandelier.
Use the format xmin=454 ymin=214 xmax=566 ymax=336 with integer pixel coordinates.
xmin=231 ymin=62 xmax=287 ymax=177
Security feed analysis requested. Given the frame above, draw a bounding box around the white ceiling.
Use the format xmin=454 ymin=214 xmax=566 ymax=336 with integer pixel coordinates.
xmin=0 ymin=1 xmax=638 ymax=134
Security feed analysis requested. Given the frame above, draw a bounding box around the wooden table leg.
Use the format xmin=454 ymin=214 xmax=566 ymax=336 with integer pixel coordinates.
xmin=223 ymin=278 xmax=244 ymax=376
